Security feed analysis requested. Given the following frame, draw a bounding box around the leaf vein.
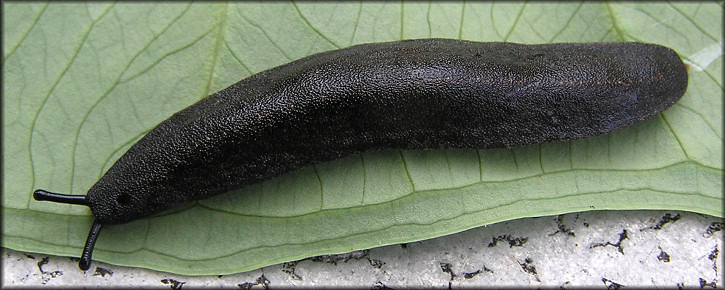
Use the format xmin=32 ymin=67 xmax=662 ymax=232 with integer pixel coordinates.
xmin=504 ymin=2 xmax=526 ymax=41
xmin=667 ymin=2 xmax=719 ymax=43
xmin=348 ymin=2 xmax=363 ymax=46
xmin=70 ymin=4 xmax=194 ymax=192
xmin=187 ymin=161 xmax=721 ymax=219
xmin=673 ymin=103 xmax=723 ymax=140
xmin=28 ymin=3 xmax=115 ymax=204
xmin=549 ymin=2 xmax=583 ymax=43
xmin=203 ymin=3 xmax=230 ymax=97
xmin=238 ymin=12 xmax=293 ymax=61
xmin=223 ymin=41 xmax=253 ymax=75
xmin=603 ymin=3 xmax=625 ymax=41
xmin=3 ymin=2 xmax=49 ymax=62
xmin=291 ymin=2 xmax=340 ymax=48
xmin=659 ymin=114 xmax=691 ymax=159
xmin=458 ymin=1 xmax=466 ymax=39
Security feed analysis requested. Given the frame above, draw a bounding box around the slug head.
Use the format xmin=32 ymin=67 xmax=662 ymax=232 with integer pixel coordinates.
xmin=32 ymin=171 xmax=178 ymax=271
xmin=84 ymin=175 xmax=171 ymax=225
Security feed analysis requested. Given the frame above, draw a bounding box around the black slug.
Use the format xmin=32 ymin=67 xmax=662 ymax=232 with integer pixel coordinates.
xmin=33 ymin=38 xmax=687 ymax=270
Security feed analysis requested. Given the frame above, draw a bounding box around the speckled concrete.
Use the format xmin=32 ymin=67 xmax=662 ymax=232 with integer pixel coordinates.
xmin=3 ymin=210 xmax=722 ymax=288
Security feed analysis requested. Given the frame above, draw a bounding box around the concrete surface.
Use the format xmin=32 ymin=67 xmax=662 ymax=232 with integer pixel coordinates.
xmin=2 ymin=210 xmax=722 ymax=288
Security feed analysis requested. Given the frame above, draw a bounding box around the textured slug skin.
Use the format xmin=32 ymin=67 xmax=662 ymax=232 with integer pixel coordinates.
xmin=87 ymin=39 xmax=687 ymax=224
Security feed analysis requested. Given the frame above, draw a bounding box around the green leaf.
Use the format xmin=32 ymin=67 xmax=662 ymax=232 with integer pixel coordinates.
xmin=2 ymin=2 xmax=722 ymax=275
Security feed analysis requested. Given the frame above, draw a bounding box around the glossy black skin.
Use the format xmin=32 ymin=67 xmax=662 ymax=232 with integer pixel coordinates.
xmin=86 ymin=39 xmax=687 ymax=225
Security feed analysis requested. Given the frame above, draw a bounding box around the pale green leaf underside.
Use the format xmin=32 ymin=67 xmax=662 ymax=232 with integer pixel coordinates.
xmin=2 ymin=2 xmax=722 ymax=275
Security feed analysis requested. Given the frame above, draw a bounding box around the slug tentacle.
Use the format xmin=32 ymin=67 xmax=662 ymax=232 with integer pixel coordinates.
xmin=79 ymin=221 xmax=103 ymax=271
xmin=33 ymin=189 xmax=102 ymax=270
xmin=33 ymin=189 xmax=88 ymax=205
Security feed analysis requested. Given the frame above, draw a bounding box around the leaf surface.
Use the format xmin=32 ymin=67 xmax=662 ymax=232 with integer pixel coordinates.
xmin=2 ymin=2 xmax=722 ymax=275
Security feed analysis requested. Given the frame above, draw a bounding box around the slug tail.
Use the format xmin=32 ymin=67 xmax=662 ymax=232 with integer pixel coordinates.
xmin=79 ymin=221 xmax=102 ymax=271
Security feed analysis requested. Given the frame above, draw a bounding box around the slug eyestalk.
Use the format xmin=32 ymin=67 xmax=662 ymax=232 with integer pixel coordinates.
xmin=33 ymin=189 xmax=103 ymax=271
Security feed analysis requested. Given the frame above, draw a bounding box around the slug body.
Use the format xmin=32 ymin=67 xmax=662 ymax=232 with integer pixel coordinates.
xmin=34 ymin=39 xmax=687 ymax=270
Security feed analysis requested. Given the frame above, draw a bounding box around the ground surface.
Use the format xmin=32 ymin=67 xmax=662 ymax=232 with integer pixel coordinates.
xmin=2 ymin=210 xmax=722 ymax=288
